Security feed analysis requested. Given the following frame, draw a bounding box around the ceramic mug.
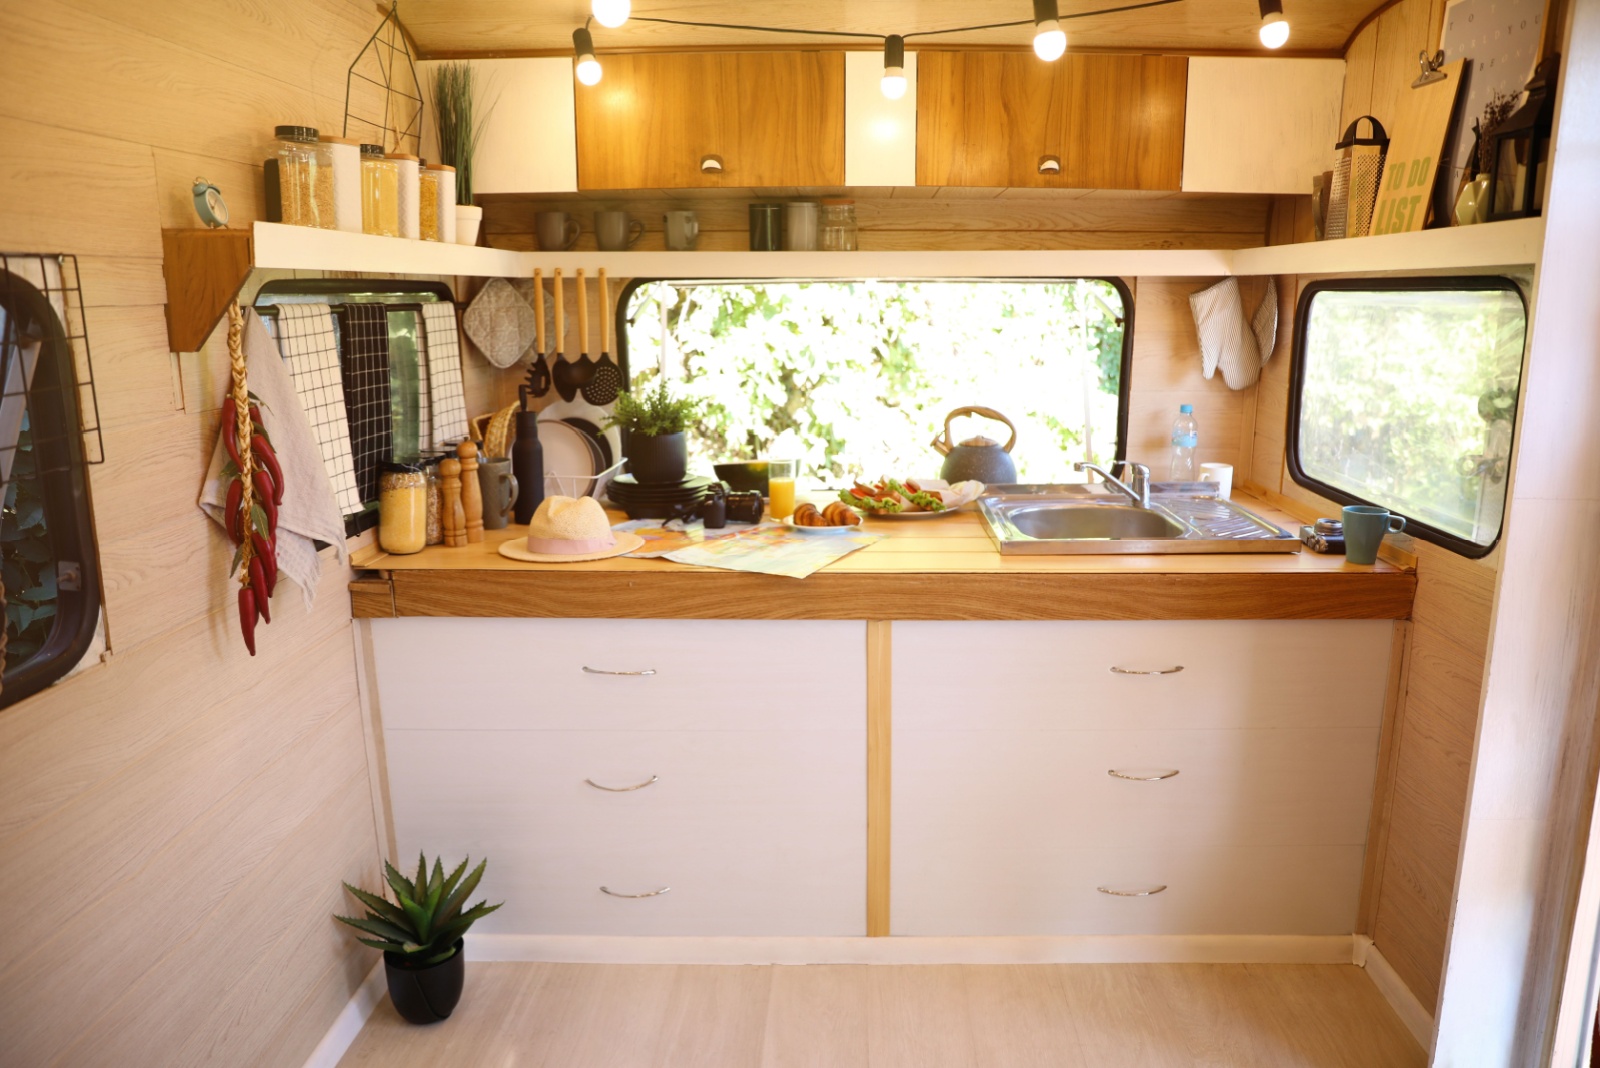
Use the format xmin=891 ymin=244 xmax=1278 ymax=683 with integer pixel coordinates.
xmin=535 ymin=211 xmax=580 ymax=251
xmin=595 ymin=210 xmax=645 ymax=251
xmin=784 ymin=201 xmax=819 ymax=250
xmin=749 ymin=203 xmax=781 ymax=251
xmin=477 ymin=456 xmax=520 ymax=530
xmin=664 ymin=210 xmax=700 ymax=251
xmin=1199 ymin=462 xmax=1233 ymax=500
xmin=1341 ymin=504 xmax=1405 ymax=565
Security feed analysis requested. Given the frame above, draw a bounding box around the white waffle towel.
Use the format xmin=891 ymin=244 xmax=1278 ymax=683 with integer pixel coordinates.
xmin=1189 ymin=277 xmax=1279 ymax=390
xmin=198 ymin=309 xmax=348 ymax=610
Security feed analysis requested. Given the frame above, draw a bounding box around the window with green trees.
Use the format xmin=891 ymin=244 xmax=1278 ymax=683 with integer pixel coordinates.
xmin=619 ymin=279 xmax=1130 ymax=485
xmin=1289 ymin=279 xmax=1527 ymax=555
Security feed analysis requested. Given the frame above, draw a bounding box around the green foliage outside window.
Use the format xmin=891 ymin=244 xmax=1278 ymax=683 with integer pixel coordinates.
xmin=2 ymin=414 xmax=58 ymax=665
xmin=622 ymin=280 xmax=1126 ymax=485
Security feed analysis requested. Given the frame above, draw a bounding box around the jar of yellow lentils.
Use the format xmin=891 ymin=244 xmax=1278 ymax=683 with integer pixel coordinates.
xmin=360 ymin=144 xmax=401 ymax=237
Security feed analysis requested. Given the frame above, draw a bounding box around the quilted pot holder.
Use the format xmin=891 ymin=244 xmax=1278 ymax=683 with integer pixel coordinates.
xmin=463 ymin=276 xmax=539 ymax=369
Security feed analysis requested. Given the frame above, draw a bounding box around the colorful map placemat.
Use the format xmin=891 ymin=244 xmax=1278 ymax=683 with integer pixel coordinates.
xmin=613 ymin=518 xmax=753 ymax=558
xmin=662 ymin=523 xmax=880 ymax=579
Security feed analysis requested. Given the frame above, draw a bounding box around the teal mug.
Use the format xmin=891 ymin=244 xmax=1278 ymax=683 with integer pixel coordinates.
xmin=1342 ymin=505 xmax=1405 ymax=565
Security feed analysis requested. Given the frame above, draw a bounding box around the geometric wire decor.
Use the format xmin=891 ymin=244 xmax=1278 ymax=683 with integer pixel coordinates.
xmin=344 ymin=2 xmax=425 ymax=154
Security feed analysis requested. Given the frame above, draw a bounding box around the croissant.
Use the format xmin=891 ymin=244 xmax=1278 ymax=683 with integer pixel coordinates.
xmin=823 ymin=501 xmax=861 ymax=527
xmin=792 ymin=502 xmax=825 ymax=526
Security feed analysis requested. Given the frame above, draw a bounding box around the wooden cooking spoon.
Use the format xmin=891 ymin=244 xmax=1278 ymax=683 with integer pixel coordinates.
xmin=526 ymin=267 xmax=552 ymax=397
xmin=551 ymin=268 xmax=580 ymax=401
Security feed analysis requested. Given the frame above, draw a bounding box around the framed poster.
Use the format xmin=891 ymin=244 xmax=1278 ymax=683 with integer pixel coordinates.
xmin=1440 ymin=0 xmax=1547 ymax=190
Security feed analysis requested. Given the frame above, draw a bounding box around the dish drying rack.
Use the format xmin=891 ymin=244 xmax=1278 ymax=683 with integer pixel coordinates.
xmin=548 ymin=460 xmax=623 ymax=502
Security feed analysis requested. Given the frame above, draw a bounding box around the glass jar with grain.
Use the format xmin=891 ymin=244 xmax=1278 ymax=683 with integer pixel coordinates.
xmin=422 ymin=163 xmax=457 ymax=243
xmin=378 ymin=461 xmax=428 ymax=554
xmin=318 ymin=134 xmax=363 ymax=233
xmin=360 ymin=145 xmax=401 ymax=237
xmin=273 ymin=125 xmax=335 ymax=229
xmin=422 ymin=454 xmax=444 ymax=545
xmin=389 ymin=153 xmax=422 ymax=240
xmin=418 ymin=166 xmax=441 ymax=241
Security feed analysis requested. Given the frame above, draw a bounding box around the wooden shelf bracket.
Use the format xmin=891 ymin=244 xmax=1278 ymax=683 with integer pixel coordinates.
xmin=162 ymin=228 xmax=255 ymax=353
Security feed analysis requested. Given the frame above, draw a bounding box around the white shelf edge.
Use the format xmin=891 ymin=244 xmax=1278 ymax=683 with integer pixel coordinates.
xmin=250 ymin=218 xmax=1547 ymax=282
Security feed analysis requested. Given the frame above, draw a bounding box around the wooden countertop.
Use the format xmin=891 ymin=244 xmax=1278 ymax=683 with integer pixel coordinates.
xmin=349 ymin=494 xmax=1415 ymax=621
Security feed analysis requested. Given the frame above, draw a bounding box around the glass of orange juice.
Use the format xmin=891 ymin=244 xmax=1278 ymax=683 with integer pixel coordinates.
xmin=766 ymin=459 xmax=798 ymax=519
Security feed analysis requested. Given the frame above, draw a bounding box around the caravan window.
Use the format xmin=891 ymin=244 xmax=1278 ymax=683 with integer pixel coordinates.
xmin=1288 ymin=278 xmax=1528 ymax=556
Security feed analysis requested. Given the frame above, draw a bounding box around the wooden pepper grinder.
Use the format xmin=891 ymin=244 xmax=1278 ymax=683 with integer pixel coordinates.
xmin=440 ymin=458 xmax=467 ymax=548
xmin=457 ymin=440 xmax=484 ymax=543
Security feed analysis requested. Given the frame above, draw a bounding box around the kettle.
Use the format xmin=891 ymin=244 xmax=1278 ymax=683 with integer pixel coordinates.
xmin=932 ymin=406 xmax=1017 ymax=484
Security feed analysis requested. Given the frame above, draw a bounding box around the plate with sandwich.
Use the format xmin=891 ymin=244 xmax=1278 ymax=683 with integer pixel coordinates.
xmin=838 ymin=477 xmax=985 ymax=519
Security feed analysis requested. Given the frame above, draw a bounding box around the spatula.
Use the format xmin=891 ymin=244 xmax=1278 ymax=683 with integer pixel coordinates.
xmin=551 ymin=268 xmax=581 ymax=401
xmin=525 ymin=267 xmax=552 ymax=398
xmin=571 ymin=267 xmax=597 ymax=392
xmin=582 ymin=267 xmax=623 ymax=406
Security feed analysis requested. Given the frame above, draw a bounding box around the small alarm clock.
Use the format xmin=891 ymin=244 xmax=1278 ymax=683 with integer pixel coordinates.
xmin=191 ymin=178 xmax=230 ymax=228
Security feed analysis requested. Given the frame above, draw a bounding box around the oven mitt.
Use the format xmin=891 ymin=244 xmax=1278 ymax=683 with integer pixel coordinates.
xmin=199 ymin=309 xmax=348 ymax=612
xmin=1189 ymin=276 xmax=1279 ymax=390
xmin=463 ymin=276 xmax=540 ymax=370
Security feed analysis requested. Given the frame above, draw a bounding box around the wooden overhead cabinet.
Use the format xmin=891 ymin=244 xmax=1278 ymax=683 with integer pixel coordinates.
xmin=575 ymin=52 xmax=845 ymax=189
xmin=917 ymin=52 xmax=1188 ymax=190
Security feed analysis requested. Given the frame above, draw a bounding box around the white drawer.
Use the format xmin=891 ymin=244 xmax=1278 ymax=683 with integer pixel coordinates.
xmin=892 ymin=840 xmax=1365 ymax=936
xmin=894 ymin=727 xmax=1380 ymax=850
xmin=385 ymin=728 xmax=865 ymax=936
xmin=892 ymin=620 xmax=1393 ymax=731
xmin=372 ymin=617 xmax=865 ymax=731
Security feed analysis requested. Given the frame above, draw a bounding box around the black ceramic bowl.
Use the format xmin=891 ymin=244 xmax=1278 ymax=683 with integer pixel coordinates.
xmin=713 ymin=461 xmax=769 ymax=495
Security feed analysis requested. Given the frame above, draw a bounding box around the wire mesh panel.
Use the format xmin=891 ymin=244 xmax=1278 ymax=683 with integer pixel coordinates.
xmin=337 ymin=303 xmax=394 ymax=507
xmin=0 ymin=254 xmax=103 ymax=476
xmin=263 ymin=303 xmax=363 ymax=515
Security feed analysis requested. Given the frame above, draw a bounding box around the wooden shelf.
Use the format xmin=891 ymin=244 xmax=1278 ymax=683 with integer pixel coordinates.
xmin=161 ymin=218 xmax=1548 ymax=350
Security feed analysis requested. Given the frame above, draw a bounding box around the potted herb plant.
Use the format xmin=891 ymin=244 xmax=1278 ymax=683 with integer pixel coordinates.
xmin=432 ymin=62 xmax=494 ymax=245
xmin=335 ymin=854 xmax=502 ymax=1024
xmin=606 ymin=381 xmax=699 ymax=484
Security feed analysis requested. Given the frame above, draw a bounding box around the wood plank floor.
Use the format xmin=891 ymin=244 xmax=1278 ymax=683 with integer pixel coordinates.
xmin=338 ymin=962 xmax=1425 ymax=1067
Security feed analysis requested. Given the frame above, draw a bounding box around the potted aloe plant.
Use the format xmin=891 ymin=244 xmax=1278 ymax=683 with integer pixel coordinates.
xmin=336 ymin=853 xmax=502 ymax=1024
xmin=606 ymin=380 xmax=699 ymax=484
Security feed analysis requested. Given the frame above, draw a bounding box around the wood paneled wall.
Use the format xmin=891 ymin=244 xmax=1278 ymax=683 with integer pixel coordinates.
xmin=0 ymin=1 xmax=390 ymax=1064
xmin=1243 ymin=272 xmax=1499 ymax=1019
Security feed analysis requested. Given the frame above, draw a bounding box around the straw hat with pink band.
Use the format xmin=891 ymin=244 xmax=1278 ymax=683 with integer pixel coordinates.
xmin=497 ymin=496 xmax=643 ymax=563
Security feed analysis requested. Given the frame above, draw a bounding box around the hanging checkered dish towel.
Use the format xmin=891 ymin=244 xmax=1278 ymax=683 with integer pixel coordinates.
xmin=421 ymin=302 xmax=469 ymax=448
xmin=338 ymin=302 xmax=394 ymax=505
xmin=270 ymin=304 xmax=362 ymax=514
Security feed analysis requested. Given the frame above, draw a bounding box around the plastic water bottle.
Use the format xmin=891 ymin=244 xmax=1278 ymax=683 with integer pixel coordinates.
xmin=1169 ymin=404 xmax=1198 ymax=481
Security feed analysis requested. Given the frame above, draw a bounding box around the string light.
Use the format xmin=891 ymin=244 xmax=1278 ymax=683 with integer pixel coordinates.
xmin=573 ymin=27 xmax=602 ymax=85
xmin=1258 ymin=0 xmax=1289 ymax=48
xmin=592 ymin=0 xmax=630 ymax=29
xmin=881 ymin=35 xmax=907 ymax=100
xmin=1032 ymin=0 xmax=1067 ymax=61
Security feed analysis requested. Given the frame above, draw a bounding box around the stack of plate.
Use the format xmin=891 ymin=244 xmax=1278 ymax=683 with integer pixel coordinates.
xmin=606 ymin=474 xmax=718 ymax=520
xmin=538 ymin=416 xmax=616 ymax=498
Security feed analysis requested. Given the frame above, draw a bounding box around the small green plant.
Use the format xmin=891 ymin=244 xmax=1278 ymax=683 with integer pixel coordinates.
xmin=432 ymin=62 xmax=495 ymax=203
xmin=605 ymin=380 xmax=699 ymax=437
xmin=336 ymin=853 xmax=502 ymax=966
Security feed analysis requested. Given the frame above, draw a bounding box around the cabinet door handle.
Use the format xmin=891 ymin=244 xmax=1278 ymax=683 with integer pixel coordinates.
xmin=600 ymin=885 xmax=671 ymax=899
xmin=1107 ymin=769 xmax=1180 ymax=781
xmin=1097 ymin=885 xmax=1168 ymax=897
xmin=1109 ymin=665 xmax=1184 ymax=676
xmin=583 ymin=666 xmax=657 ymax=676
xmin=584 ymin=775 xmax=659 ymax=792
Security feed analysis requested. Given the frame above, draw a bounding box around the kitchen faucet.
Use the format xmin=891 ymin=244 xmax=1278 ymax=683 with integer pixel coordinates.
xmin=1075 ymin=460 xmax=1152 ymax=509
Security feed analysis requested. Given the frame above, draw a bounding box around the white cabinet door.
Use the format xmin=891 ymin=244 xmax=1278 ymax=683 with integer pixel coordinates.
xmin=373 ymin=617 xmax=865 ymax=732
xmin=417 ymin=58 xmax=578 ymax=194
xmin=387 ymin=728 xmax=865 ymax=936
xmin=844 ymin=50 xmax=916 ymax=186
xmin=1181 ymin=58 xmax=1345 ymax=194
xmin=893 ymin=619 xmax=1392 ymax=731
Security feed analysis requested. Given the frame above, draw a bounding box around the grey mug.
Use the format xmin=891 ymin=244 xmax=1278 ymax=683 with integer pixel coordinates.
xmin=477 ymin=457 xmax=520 ymax=530
xmin=535 ymin=211 xmax=580 ymax=251
xmin=595 ymin=210 xmax=645 ymax=251
xmin=664 ymin=210 xmax=700 ymax=251
xmin=1341 ymin=505 xmax=1405 ymax=565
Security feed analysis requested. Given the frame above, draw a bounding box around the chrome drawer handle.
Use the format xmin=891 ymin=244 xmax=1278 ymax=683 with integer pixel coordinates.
xmin=583 ymin=666 xmax=657 ymax=676
xmin=585 ymin=775 xmax=659 ymax=792
xmin=1109 ymin=665 xmax=1184 ymax=676
xmin=1097 ymin=885 xmax=1168 ymax=897
xmin=1108 ymin=769 xmax=1180 ymax=781
xmin=600 ymin=885 xmax=671 ymax=898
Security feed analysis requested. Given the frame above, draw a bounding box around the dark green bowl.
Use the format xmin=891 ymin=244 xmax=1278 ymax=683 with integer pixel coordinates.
xmin=713 ymin=462 xmax=769 ymax=495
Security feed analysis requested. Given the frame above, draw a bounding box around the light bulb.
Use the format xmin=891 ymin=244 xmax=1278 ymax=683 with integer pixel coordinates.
xmin=1259 ymin=12 xmax=1289 ymax=47
xmin=881 ymin=35 xmax=908 ymax=100
xmin=1258 ymin=0 xmax=1289 ymax=48
xmin=592 ymin=0 xmax=630 ymax=28
xmin=573 ymin=27 xmax=602 ymax=85
xmin=1032 ymin=0 xmax=1066 ymax=61
xmin=1033 ymin=22 xmax=1067 ymax=60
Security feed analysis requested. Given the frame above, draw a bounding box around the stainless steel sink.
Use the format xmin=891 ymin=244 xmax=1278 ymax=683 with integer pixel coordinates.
xmin=979 ymin=487 xmax=1301 ymax=555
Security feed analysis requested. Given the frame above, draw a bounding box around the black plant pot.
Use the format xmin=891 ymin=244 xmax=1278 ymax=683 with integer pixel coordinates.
xmin=626 ymin=431 xmax=688 ymax=484
xmin=384 ymin=939 xmax=465 ymax=1024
